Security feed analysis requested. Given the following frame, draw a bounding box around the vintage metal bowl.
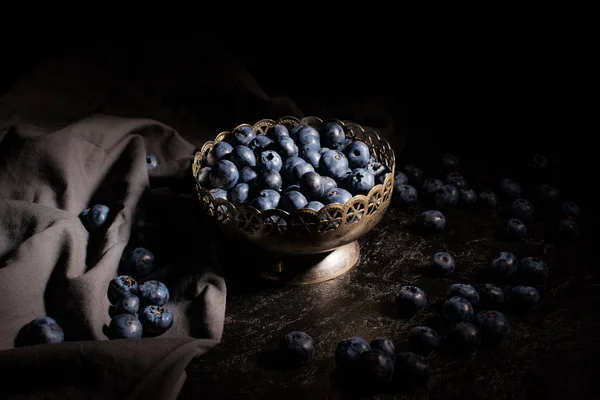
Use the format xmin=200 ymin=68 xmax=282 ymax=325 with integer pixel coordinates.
xmin=192 ymin=116 xmax=396 ymax=284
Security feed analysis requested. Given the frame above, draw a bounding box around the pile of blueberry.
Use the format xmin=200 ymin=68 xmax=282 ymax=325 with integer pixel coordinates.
xmin=196 ymin=123 xmax=390 ymax=213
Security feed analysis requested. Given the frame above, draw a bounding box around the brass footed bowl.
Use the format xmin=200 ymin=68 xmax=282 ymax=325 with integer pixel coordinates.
xmin=192 ymin=116 xmax=396 ymax=284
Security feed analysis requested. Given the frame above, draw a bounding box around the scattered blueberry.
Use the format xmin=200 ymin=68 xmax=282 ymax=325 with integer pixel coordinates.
xmin=447 ymin=322 xmax=481 ymax=355
xmin=137 ymin=280 xmax=169 ymax=307
xmin=421 ymin=179 xmax=444 ymax=199
xmin=138 ymin=305 xmax=174 ymax=336
xmin=232 ymin=126 xmax=256 ymax=147
xmin=403 ymin=165 xmax=423 ymax=187
xmin=510 ymin=198 xmax=534 ymax=221
xmin=109 ymin=314 xmax=143 ymax=339
xmin=230 ymin=183 xmax=250 ymax=204
xmin=397 ymin=285 xmax=427 ymax=316
xmin=518 ymin=257 xmax=548 ymax=286
xmin=370 ymin=337 xmax=396 ymax=362
xmin=87 ymin=204 xmax=110 ymax=231
xmin=124 ymin=247 xmax=155 ymax=278
xmin=357 ymin=349 xmax=395 ymax=385
xmin=479 ymin=191 xmax=498 ymax=209
xmin=146 ymin=153 xmax=158 ymax=169
xmin=304 ymin=201 xmax=325 ymax=211
xmin=508 ymin=286 xmax=540 ymax=309
xmin=108 ymin=275 xmax=138 ymax=305
xmin=394 ymin=184 xmax=418 ymax=205
xmin=445 ymin=172 xmax=468 ymax=189
xmin=257 ymin=150 xmax=283 ymax=172
xmin=322 ymin=187 xmax=353 ymax=206
xmin=280 ymin=191 xmax=308 ymax=213
xmin=116 ymin=294 xmax=140 ymax=315
xmin=302 ymin=149 xmax=321 ymax=169
xmin=321 ymin=121 xmax=345 ymax=148
xmin=441 ymin=152 xmax=459 ymax=172
xmin=561 ymin=201 xmax=581 ymax=220
xmin=278 ymin=331 xmax=315 ymax=366
xmin=417 ymin=210 xmax=446 ymax=233
xmin=239 ymin=166 xmax=257 ymax=185
xmin=320 ymin=150 xmax=349 ymax=181
xmin=491 ymin=252 xmax=518 ymax=279
xmin=477 ymin=284 xmax=505 ymax=309
xmin=443 ymin=296 xmax=474 ymax=325
xmin=268 ymin=124 xmax=290 ymax=141
xmin=448 ymin=284 xmax=480 ymax=307
xmin=209 ymin=188 xmax=228 ymax=200
xmin=335 ymin=336 xmax=371 ymax=369
xmin=275 ymin=137 xmax=299 ymax=159
xmin=395 ymin=352 xmax=431 ymax=383
xmin=207 ymin=141 xmax=233 ymax=166
xmin=248 ymin=135 xmax=274 ymax=154
xmin=345 ymin=141 xmax=371 ymax=169
xmin=209 ymin=160 xmax=239 ymax=190
xmin=499 ymin=178 xmax=522 ymax=199
xmin=432 ymin=184 xmax=459 ymax=209
xmin=347 ymin=168 xmax=375 ymax=195
xmin=536 ymin=184 xmax=561 ymax=204
xmin=394 ymin=171 xmax=409 ymax=186
xmin=474 ymin=310 xmax=510 ymax=343
xmin=251 ymin=196 xmax=274 ymax=212
xmin=229 ymin=145 xmax=256 ymax=170
xmin=299 ymin=172 xmax=325 ymax=201
xmin=504 ymin=218 xmax=527 ymax=239
xmin=197 ymin=166 xmax=212 ymax=187
xmin=26 ymin=316 xmax=64 ymax=344
xmin=408 ymin=326 xmax=439 ymax=356
xmin=430 ymin=251 xmax=455 ymax=276
xmin=459 ymin=188 xmax=477 ymax=205
xmin=258 ymin=189 xmax=281 ymax=208
xmin=256 ymin=169 xmax=283 ymax=191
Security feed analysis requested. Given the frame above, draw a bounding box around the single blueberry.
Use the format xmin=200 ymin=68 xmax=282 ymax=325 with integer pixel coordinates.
xmin=357 ymin=349 xmax=395 ymax=384
xmin=403 ymin=165 xmax=423 ymax=187
xmin=319 ymin=150 xmax=350 ymax=181
xmin=561 ymin=201 xmax=580 ymax=220
xmin=196 ymin=166 xmax=212 ymax=188
xmin=408 ymin=326 xmax=439 ymax=356
xmin=394 ymin=184 xmax=418 ymax=205
xmin=278 ymin=331 xmax=315 ymax=366
xmin=304 ymin=201 xmax=325 ymax=211
xmin=296 ymin=126 xmax=321 ymax=148
xmin=209 ymin=188 xmax=228 ymax=200
xmin=321 ymin=176 xmax=337 ymax=194
xmin=499 ymin=178 xmax=522 ymax=199
xmin=257 ymin=150 xmax=283 ymax=172
xmin=432 ymin=184 xmax=459 ymax=209
xmin=230 ymin=183 xmax=250 ymax=204
xmin=335 ymin=336 xmax=371 ymax=369
xmin=443 ymin=296 xmax=474 ymax=325
xmin=430 ymin=251 xmax=455 ymax=276
xmin=347 ymin=168 xmax=375 ymax=195
xmin=232 ymin=126 xmax=256 ymax=147
xmin=447 ymin=322 xmax=481 ymax=354
xmin=445 ymin=172 xmax=468 ymax=189
xmin=299 ymin=171 xmax=325 ymax=201
xmin=510 ymin=198 xmax=534 ymax=221
xmin=397 ymin=285 xmax=427 ymax=316
xmin=508 ymin=286 xmax=540 ymax=308
xmin=394 ymin=171 xmax=409 ymax=186
xmin=302 ymin=149 xmax=321 ymax=169
xmin=322 ymin=187 xmax=353 ymax=206
xmin=108 ymin=275 xmax=138 ymax=305
xmin=518 ymin=257 xmax=548 ymax=286
xmin=258 ymin=189 xmax=281 ymax=208
xmin=87 ymin=204 xmax=110 ymax=231
xmin=418 ymin=210 xmax=446 ymax=233
xmin=448 ymin=284 xmax=480 ymax=307
xmin=321 ymin=121 xmax=345 ymax=148
xmin=137 ymin=280 xmax=169 ymax=307
xmin=491 ymin=252 xmax=518 ymax=279
xmin=125 ymin=247 xmax=155 ymax=278
xmin=477 ymin=284 xmax=505 ymax=309
xmin=27 ymin=316 xmax=64 ymax=344
xmin=229 ymin=145 xmax=256 ymax=170
xmin=256 ymin=169 xmax=283 ymax=191
xmin=474 ymin=310 xmax=510 ymax=343
xmin=146 ymin=153 xmax=158 ymax=170
xmin=248 ymin=135 xmax=274 ymax=154
xmin=275 ymin=137 xmax=299 ymax=159
xmin=268 ymin=124 xmax=290 ymax=142
xmin=209 ymin=160 xmax=239 ymax=190
xmin=116 ymin=294 xmax=140 ymax=315
xmin=479 ymin=191 xmax=498 ymax=208
xmin=536 ymin=184 xmax=561 ymax=204
xmin=441 ymin=152 xmax=459 ymax=172
xmin=251 ymin=196 xmax=274 ymax=212
xmin=395 ymin=352 xmax=432 ymax=383
xmin=239 ymin=166 xmax=258 ymax=185
xmin=290 ymin=162 xmax=315 ymax=185
xmin=345 ymin=141 xmax=371 ymax=169
xmin=138 ymin=305 xmax=174 ymax=336
xmin=504 ymin=218 xmax=527 ymax=239
xmin=459 ymin=188 xmax=477 ymax=205
xmin=280 ymin=191 xmax=308 ymax=213
xmin=370 ymin=337 xmax=396 ymax=362
xmin=207 ymin=141 xmax=233 ymax=166
xmin=553 ymin=219 xmax=580 ymax=242
xmin=109 ymin=314 xmax=143 ymax=339
xmin=421 ymin=179 xmax=444 ymax=199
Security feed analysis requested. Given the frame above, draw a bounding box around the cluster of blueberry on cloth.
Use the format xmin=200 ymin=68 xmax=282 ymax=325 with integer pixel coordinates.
xmin=196 ymin=122 xmax=390 ymax=213
xmin=273 ymin=151 xmax=581 ymax=393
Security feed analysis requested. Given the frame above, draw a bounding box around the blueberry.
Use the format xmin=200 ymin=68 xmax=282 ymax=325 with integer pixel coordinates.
xmin=282 ymin=156 xmax=306 ymax=181
xmin=319 ymin=150 xmax=349 ymax=181
xmin=304 ymin=201 xmax=325 ymax=211
xmin=268 ymin=124 xmax=290 ymax=141
xmin=87 ymin=204 xmax=110 ymax=231
xmin=207 ymin=141 xmax=233 ymax=166
xmin=209 ymin=188 xmax=228 ymax=200
xmin=291 ymin=162 xmax=315 ymax=185
xmin=257 ymin=150 xmax=283 ymax=172
xmin=370 ymin=337 xmax=396 ymax=361
xmin=504 ymin=218 xmax=527 ymax=239
xmin=443 ymin=296 xmax=474 ymax=325
xmin=302 ymin=149 xmax=321 ymax=169
xmin=331 ymin=138 xmax=350 ymax=152
xmin=258 ymin=189 xmax=281 ymax=208
xmin=345 ymin=141 xmax=371 ymax=169
xmin=403 ymin=165 xmax=423 ymax=187
xmin=288 ymin=124 xmax=305 ymax=141
xmin=447 ymin=322 xmax=481 ymax=355
xmin=445 ymin=172 xmax=468 ymax=189
xmin=499 ymin=178 xmax=522 ymax=199
xmin=430 ymin=251 xmax=455 ymax=276
xmin=459 ymin=188 xmax=477 ymax=205
xmin=229 ymin=145 xmax=256 ymax=170
xmin=491 ymin=252 xmax=518 ymax=279
xmin=109 ymin=314 xmax=143 ymax=339
xmin=432 ymin=184 xmax=459 ymax=209
xmin=357 ymin=349 xmax=395 ymax=384
xmin=448 ymin=284 xmax=480 ymax=307
xmin=394 ymin=171 xmax=409 ymax=186
xmin=138 ymin=305 xmax=174 ymax=336
xmin=251 ymin=196 xmax=274 ymax=212
xmin=27 ymin=316 xmax=64 ymax=344
xmin=146 ymin=153 xmax=158 ymax=170
xmin=256 ymin=169 xmax=283 ymax=191
xmin=394 ymin=184 xmax=418 ymax=205
xmin=322 ymin=187 xmax=353 ymax=206
xmin=397 ymin=285 xmax=427 ymax=315
xmin=561 ymin=202 xmax=581 ymax=220
xmin=279 ymin=190 xmax=308 ymax=213
xmin=278 ymin=331 xmax=315 ymax=366
xmin=518 ymin=257 xmax=548 ymax=286
xmin=283 ymin=185 xmax=300 ymax=194
xmin=553 ymin=219 xmax=580 ymax=242
xmin=477 ymin=284 xmax=505 ymax=308
xmin=137 ymin=280 xmax=169 ymax=307
xmin=209 ymin=160 xmax=239 ymax=190
xmin=408 ymin=326 xmax=439 ymax=356
xmin=321 ymin=121 xmax=345 ymax=148
xmin=474 ymin=310 xmax=510 ymax=343
xmin=321 ymin=176 xmax=337 ymax=194
xmin=296 ymin=126 xmax=321 ymax=150
xmin=319 ymin=147 xmax=330 ymax=155
xmin=124 ymin=247 xmax=155 ymax=278
xmin=418 ymin=210 xmax=446 ymax=233
xmin=347 ymin=168 xmax=375 ymax=195
xmin=299 ymin=171 xmax=325 ymax=201
xmin=275 ymin=137 xmax=299 ymax=159
xmin=536 ymin=184 xmax=561 ymax=204
xmin=508 ymin=286 xmax=540 ymax=308
xmin=335 ymin=336 xmax=370 ymax=369
xmin=421 ymin=179 xmax=444 ymax=199
xmin=479 ymin=191 xmax=498 ymax=208
xmin=196 ymin=166 xmax=212 ymax=187
xmin=395 ymin=352 xmax=431 ymax=383
xmin=248 ymin=135 xmax=274 ymax=154
xmin=366 ymin=161 xmax=389 ymax=181
xmin=510 ymin=198 xmax=534 ymax=221
xmin=116 ymin=294 xmax=140 ymax=315
xmin=108 ymin=275 xmax=138 ymax=305
xmin=232 ymin=126 xmax=256 ymax=147
xmin=531 ymin=154 xmax=548 ymax=171
xmin=230 ymin=183 xmax=250 ymax=204
xmin=441 ymin=152 xmax=459 ymax=172
xmin=239 ymin=166 xmax=258 ymax=185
